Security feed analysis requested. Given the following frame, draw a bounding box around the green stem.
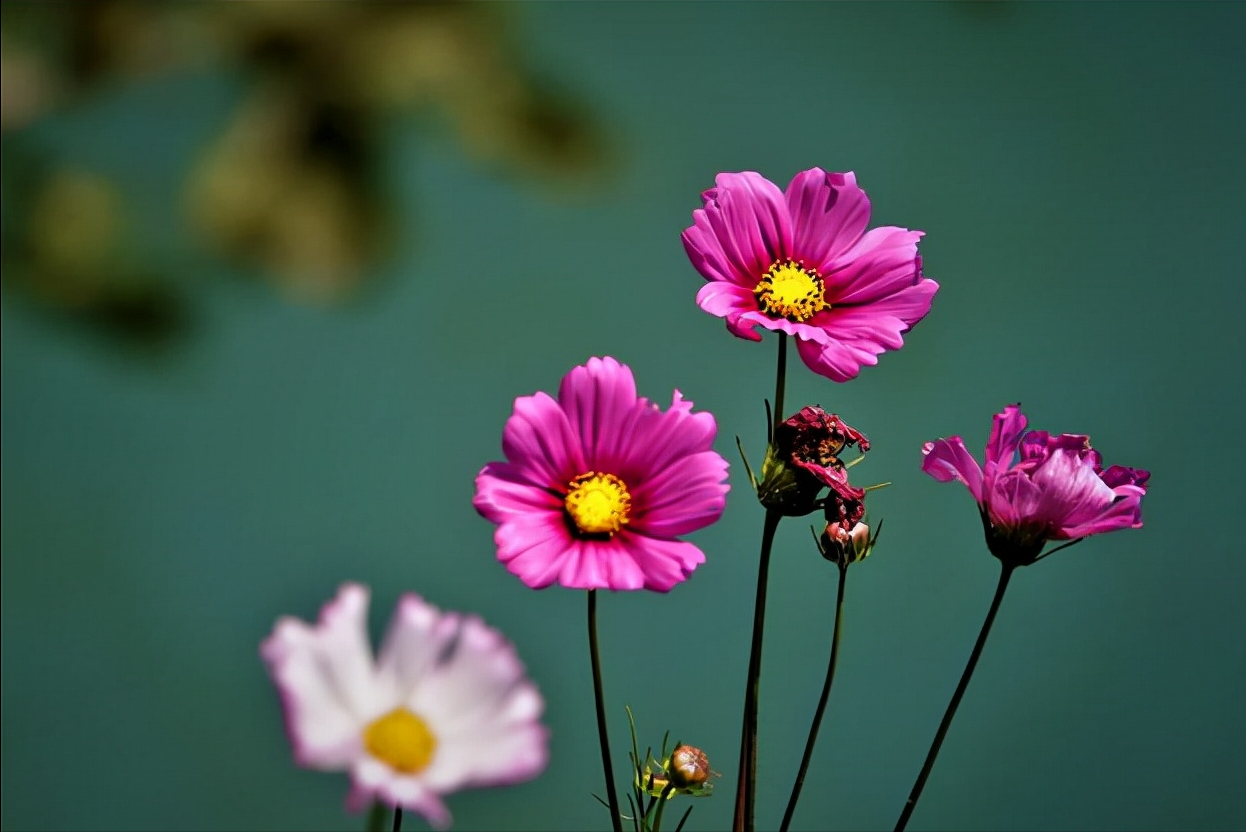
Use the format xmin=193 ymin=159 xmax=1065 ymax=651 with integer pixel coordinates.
xmin=734 ymin=334 xmax=788 ymax=832
xmin=733 ymin=507 xmax=784 ymax=832
xmin=391 ymin=806 xmax=402 ymax=832
xmin=652 ymin=784 xmax=676 ymax=832
xmin=589 ymin=589 xmax=624 ymax=832
xmin=366 ymin=801 xmax=386 ymax=832
xmin=771 ymin=335 xmax=788 ymax=440
xmin=779 ymin=563 xmax=849 ymax=832
xmin=894 ymin=562 xmax=1016 ymax=831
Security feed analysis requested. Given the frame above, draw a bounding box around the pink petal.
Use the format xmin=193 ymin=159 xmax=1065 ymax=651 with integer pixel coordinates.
xmin=984 ymin=404 xmax=1029 ymax=483
xmin=558 ymin=356 xmax=641 ymax=471
xmin=825 ymin=226 xmax=924 ymax=305
xmin=473 ymin=463 xmax=563 ymax=525
xmin=793 ymin=332 xmax=883 ymax=382
xmin=985 ymin=469 xmax=1046 ymax=529
xmin=738 ymin=310 xmax=835 ymax=344
xmin=622 ymin=389 xmax=719 ymax=480
xmin=556 ymin=538 xmax=647 ymax=591
xmin=616 ymin=532 xmax=707 ymax=592
xmin=494 ymin=515 xmax=577 ymax=589
xmin=695 ymin=281 xmax=764 ymax=341
xmin=815 ymin=277 xmax=940 ymax=347
xmin=682 ymin=210 xmax=752 ymax=287
xmin=921 ymin=436 xmax=985 ymax=502
xmin=1057 ymin=491 xmax=1145 ymax=538
xmin=1027 ymin=448 xmax=1118 ymax=531
xmin=630 ymin=450 xmax=730 ymax=537
xmin=499 ymin=391 xmax=585 ymax=488
xmin=697 ymin=171 xmax=792 ymax=283
xmin=1100 ymin=464 xmax=1151 ymax=490
xmin=785 ymin=168 xmax=872 ymax=273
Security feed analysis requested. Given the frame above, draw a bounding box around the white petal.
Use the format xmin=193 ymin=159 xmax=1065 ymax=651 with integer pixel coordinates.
xmin=260 ymin=583 xmax=384 ymax=768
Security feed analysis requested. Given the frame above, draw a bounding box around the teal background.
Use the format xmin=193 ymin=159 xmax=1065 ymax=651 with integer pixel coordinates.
xmin=3 ymin=3 xmax=1244 ymax=831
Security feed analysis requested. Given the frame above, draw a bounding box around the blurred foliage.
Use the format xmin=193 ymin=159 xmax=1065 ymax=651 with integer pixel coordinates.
xmin=0 ymin=0 xmax=609 ymax=345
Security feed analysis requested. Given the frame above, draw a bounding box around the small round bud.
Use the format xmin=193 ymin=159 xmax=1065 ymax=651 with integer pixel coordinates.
xmin=820 ymin=520 xmax=876 ymax=567
xmin=667 ymin=744 xmax=710 ymax=789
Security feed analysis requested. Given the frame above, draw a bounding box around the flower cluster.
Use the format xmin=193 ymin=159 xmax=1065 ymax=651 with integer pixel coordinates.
xmin=259 ymin=165 xmax=1150 ymax=832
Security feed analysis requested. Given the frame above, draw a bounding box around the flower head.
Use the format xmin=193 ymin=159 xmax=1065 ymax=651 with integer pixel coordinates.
xmin=922 ymin=404 xmax=1150 ymax=566
xmin=758 ymin=406 xmax=868 ymax=515
xmin=637 ymin=744 xmax=719 ymax=799
xmin=820 ymin=519 xmax=878 ymax=568
xmin=473 ymin=356 xmax=730 ymax=592
xmin=682 ymin=168 xmax=938 ymax=382
xmin=261 ymin=584 xmax=548 ymax=829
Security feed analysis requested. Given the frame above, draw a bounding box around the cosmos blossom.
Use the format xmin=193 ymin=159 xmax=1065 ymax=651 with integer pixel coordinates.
xmin=473 ymin=356 xmax=730 ymax=591
xmin=682 ymin=168 xmax=938 ymax=382
xmin=921 ymin=404 xmax=1150 ymax=565
xmin=261 ymin=583 xmax=548 ymax=829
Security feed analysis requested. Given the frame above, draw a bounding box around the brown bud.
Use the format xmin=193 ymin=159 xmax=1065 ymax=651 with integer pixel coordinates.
xmin=667 ymin=744 xmax=710 ymax=789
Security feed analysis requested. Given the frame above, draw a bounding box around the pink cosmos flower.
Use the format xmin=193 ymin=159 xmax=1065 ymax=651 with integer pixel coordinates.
xmin=682 ymin=168 xmax=938 ymax=382
xmin=921 ymin=404 xmax=1150 ymax=565
xmin=473 ymin=356 xmax=730 ymax=591
xmin=261 ymin=583 xmax=548 ymax=829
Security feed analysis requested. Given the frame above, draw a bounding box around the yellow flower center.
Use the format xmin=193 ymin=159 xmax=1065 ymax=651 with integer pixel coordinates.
xmin=564 ymin=472 xmax=631 ymax=536
xmin=363 ymin=707 xmax=437 ymax=774
xmin=754 ymin=260 xmax=827 ymax=322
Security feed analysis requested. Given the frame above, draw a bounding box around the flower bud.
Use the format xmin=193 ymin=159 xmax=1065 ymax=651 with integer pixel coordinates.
xmin=667 ymin=744 xmax=711 ymax=790
xmin=820 ymin=519 xmax=879 ymax=567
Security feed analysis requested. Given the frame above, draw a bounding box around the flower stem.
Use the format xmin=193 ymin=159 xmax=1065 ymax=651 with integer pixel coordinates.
xmin=652 ymin=784 xmax=676 ymax=832
xmin=392 ymin=806 xmax=402 ymax=832
xmin=366 ymin=801 xmax=386 ymax=832
xmin=589 ymin=589 xmax=624 ymax=832
xmin=733 ymin=507 xmax=784 ymax=832
xmin=894 ymin=563 xmax=1016 ymax=831
xmin=771 ymin=335 xmax=788 ymax=440
xmin=779 ymin=562 xmax=849 ymax=832
xmin=733 ymin=334 xmax=789 ymax=832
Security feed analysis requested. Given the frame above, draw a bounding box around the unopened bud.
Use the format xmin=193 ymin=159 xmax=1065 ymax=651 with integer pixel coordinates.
xmin=668 ymin=745 xmax=710 ymax=789
xmin=820 ymin=520 xmax=879 ymax=567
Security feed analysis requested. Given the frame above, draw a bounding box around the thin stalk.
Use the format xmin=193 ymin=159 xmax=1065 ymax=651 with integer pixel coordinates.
xmin=733 ymin=334 xmax=789 ymax=832
xmin=779 ymin=563 xmax=849 ymax=832
xmin=391 ymin=806 xmax=402 ymax=832
xmin=366 ymin=801 xmax=386 ymax=832
xmin=894 ymin=562 xmax=1016 ymax=831
xmin=589 ymin=589 xmax=624 ymax=832
xmin=651 ymin=784 xmax=676 ymax=832
xmin=771 ymin=335 xmax=788 ymax=440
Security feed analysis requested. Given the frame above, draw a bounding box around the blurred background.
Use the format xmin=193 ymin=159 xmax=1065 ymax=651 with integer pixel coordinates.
xmin=2 ymin=2 xmax=1243 ymax=831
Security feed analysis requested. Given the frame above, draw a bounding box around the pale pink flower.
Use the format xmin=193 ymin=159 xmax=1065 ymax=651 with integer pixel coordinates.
xmin=261 ymin=584 xmax=548 ymax=829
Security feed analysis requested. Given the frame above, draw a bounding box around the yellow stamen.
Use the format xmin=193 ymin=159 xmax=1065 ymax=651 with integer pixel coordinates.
xmin=754 ymin=260 xmax=827 ymax=322
xmin=564 ymin=472 xmax=631 ymax=536
xmin=363 ymin=708 xmax=437 ymax=774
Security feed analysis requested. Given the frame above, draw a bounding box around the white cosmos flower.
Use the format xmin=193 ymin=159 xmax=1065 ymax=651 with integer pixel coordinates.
xmin=261 ymin=583 xmax=548 ymax=828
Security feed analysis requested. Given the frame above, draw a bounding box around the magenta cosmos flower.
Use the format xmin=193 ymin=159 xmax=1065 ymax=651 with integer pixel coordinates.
xmin=682 ymin=168 xmax=938 ymax=382
xmin=922 ymin=404 xmax=1150 ymax=565
xmin=261 ymin=583 xmax=548 ymax=829
xmin=473 ymin=356 xmax=730 ymax=591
